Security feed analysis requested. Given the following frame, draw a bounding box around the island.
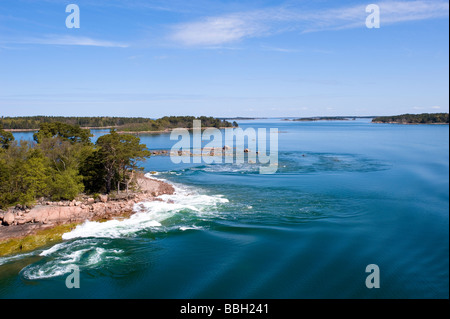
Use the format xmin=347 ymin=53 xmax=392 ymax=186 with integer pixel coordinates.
xmin=372 ymin=113 xmax=449 ymax=124
xmin=284 ymin=116 xmax=353 ymax=121
xmin=0 ymin=121 xmax=177 ymax=256
xmin=0 ymin=115 xmax=237 ymax=132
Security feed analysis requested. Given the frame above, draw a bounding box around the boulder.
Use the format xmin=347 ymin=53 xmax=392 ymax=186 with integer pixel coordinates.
xmin=99 ymin=194 xmax=108 ymax=203
xmin=15 ymin=217 xmax=27 ymax=225
xmin=23 ymin=213 xmax=34 ymax=223
xmin=2 ymin=212 xmax=15 ymax=226
xmin=87 ymin=198 xmax=95 ymax=205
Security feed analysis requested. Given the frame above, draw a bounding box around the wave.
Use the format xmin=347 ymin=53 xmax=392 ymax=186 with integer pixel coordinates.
xmin=20 ymin=238 xmax=124 ymax=280
xmin=62 ymin=175 xmax=228 ymax=240
xmin=174 ymin=151 xmax=388 ymax=176
xmin=0 ymin=251 xmax=37 ymax=266
xmin=13 ymin=173 xmax=230 ymax=280
xmin=15 ymin=173 xmax=230 ymax=280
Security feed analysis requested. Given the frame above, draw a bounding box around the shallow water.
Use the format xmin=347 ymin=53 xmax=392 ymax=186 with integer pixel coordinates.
xmin=1 ymin=119 xmax=448 ymax=298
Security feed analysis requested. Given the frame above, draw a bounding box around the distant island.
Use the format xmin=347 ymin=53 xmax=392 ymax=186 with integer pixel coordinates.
xmin=219 ymin=117 xmax=266 ymax=120
xmin=0 ymin=116 xmax=236 ymax=132
xmin=284 ymin=116 xmax=367 ymax=121
xmin=372 ymin=113 xmax=449 ymax=124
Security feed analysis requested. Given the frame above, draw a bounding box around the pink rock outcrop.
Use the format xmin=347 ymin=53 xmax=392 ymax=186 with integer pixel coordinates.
xmin=0 ymin=175 xmax=174 ymax=240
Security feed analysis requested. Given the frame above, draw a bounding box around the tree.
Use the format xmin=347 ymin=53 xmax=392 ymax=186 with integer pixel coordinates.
xmin=0 ymin=128 xmax=14 ymax=149
xmin=34 ymin=124 xmax=93 ymax=201
xmin=116 ymin=134 xmax=151 ymax=192
xmin=79 ymin=149 xmax=106 ymax=194
xmin=18 ymin=149 xmax=51 ymax=204
xmin=96 ymin=130 xmax=121 ymax=194
xmin=48 ymin=167 xmax=84 ymax=201
xmin=0 ymin=142 xmax=51 ymax=207
xmin=96 ymin=129 xmax=150 ymax=194
xmin=0 ymin=122 xmax=152 ymax=208
xmin=33 ymin=122 xmax=92 ymax=144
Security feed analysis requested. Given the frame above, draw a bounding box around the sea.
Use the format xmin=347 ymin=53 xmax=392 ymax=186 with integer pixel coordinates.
xmin=0 ymin=118 xmax=448 ymax=299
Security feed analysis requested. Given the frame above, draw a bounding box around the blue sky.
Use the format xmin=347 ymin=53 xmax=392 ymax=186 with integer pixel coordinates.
xmin=0 ymin=0 xmax=448 ymax=118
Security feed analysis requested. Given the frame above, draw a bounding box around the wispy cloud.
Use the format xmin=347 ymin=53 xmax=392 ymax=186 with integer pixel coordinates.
xmin=4 ymin=35 xmax=129 ymax=48
xmin=169 ymin=1 xmax=449 ymax=47
xmin=170 ymin=13 xmax=268 ymax=46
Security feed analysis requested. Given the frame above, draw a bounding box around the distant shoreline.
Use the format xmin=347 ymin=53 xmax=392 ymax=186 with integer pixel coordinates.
xmin=117 ymin=126 xmax=234 ymax=134
xmin=4 ymin=126 xmax=235 ymax=134
xmin=372 ymin=121 xmax=449 ymax=125
xmin=371 ymin=113 xmax=449 ymax=125
xmin=0 ymin=174 xmax=174 ymax=256
xmin=3 ymin=126 xmax=116 ymax=132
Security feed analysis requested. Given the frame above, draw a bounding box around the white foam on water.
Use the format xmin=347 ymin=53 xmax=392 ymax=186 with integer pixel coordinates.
xmin=21 ymin=263 xmax=75 ymax=280
xmin=21 ymin=241 xmax=124 ymax=280
xmin=0 ymin=251 xmax=36 ymax=266
xmin=39 ymin=238 xmax=98 ymax=256
xmin=20 ymin=173 xmax=229 ymax=280
xmin=179 ymin=225 xmax=204 ymax=231
xmin=61 ymin=174 xmax=228 ymax=240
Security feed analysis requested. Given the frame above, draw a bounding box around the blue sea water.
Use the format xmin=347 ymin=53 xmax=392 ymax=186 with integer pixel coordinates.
xmin=0 ymin=119 xmax=448 ymax=299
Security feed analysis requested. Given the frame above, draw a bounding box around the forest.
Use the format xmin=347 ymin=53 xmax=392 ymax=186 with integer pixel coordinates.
xmin=0 ymin=116 xmax=236 ymax=131
xmin=372 ymin=113 xmax=449 ymax=124
xmin=0 ymin=123 xmax=150 ymax=209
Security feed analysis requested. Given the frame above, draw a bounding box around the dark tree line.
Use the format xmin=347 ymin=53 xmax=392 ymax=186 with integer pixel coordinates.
xmin=372 ymin=113 xmax=449 ymax=124
xmin=0 ymin=116 xmax=236 ymax=131
xmin=0 ymin=123 xmax=150 ymax=209
xmin=0 ymin=116 xmax=151 ymax=130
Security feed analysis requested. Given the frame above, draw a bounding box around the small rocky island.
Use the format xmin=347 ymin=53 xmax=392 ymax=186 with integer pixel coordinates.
xmin=284 ymin=117 xmax=352 ymax=121
xmin=0 ymin=174 xmax=174 ymax=256
xmin=0 ymin=121 xmax=178 ymax=257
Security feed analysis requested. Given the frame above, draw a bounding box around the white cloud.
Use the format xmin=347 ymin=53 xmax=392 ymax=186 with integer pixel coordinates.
xmin=170 ymin=13 xmax=267 ymax=46
xmin=9 ymin=35 xmax=129 ymax=48
xmin=169 ymin=1 xmax=449 ymax=47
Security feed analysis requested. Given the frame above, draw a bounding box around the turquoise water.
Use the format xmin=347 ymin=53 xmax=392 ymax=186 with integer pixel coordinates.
xmin=1 ymin=119 xmax=448 ymax=299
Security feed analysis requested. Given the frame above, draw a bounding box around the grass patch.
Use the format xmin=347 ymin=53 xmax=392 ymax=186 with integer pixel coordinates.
xmin=0 ymin=223 xmax=78 ymax=257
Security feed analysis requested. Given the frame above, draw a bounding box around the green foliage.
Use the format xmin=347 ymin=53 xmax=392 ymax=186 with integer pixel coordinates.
xmin=0 ymin=120 xmax=157 ymax=208
xmin=18 ymin=149 xmax=51 ymax=204
xmin=95 ymin=129 xmax=151 ymax=193
xmin=48 ymin=167 xmax=84 ymax=201
xmin=119 ymin=116 xmax=233 ymax=132
xmin=0 ymin=116 xmax=150 ymax=130
xmin=0 ymin=128 xmax=14 ymax=149
xmin=372 ymin=113 xmax=449 ymax=124
xmin=0 ymin=142 xmax=51 ymax=207
xmin=79 ymin=149 xmax=106 ymax=194
xmin=0 ymin=115 xmax=233 ymax=131
xmin=33 ymin=122 xmax=92 ymax=144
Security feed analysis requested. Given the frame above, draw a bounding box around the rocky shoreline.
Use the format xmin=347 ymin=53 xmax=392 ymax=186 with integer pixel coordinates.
xmin=0 ymin=174 xmax=174 ymax=242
